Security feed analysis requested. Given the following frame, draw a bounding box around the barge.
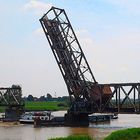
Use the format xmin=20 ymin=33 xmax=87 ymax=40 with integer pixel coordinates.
xmin=34 ymin=113 xmax=118 ymax=127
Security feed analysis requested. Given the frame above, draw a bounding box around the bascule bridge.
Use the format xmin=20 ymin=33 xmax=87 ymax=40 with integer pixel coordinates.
xmin=40 ymin=7 xmax=140 ymax=125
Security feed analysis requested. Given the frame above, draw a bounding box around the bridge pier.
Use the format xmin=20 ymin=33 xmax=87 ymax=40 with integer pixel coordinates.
xmin=64 ymin=113 xmax=89 ymax=126
xmin=0 ymin=86 xmax=24 ymax=121
xmin=4 ymin=106 xmax=24 ymax=121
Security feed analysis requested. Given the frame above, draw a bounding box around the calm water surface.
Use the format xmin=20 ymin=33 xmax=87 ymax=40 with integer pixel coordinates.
xmin=0 ymin=111 xmax=140 ymax=140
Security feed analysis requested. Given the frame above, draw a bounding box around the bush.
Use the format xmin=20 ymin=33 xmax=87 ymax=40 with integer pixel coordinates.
xmin=104 ymin=128 xmax=140 ymax=140
xmin=57 ymin=103 xmax=67 ymax=107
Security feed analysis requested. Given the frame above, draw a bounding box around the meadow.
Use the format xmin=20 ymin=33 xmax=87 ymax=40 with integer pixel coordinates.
xmin=0 ymin=101 xmax=68 ymax=112
xmin=0 ymin=106 xmax=5 ymax=112
xmin=25 ymin=101 xmax=68 ymax=111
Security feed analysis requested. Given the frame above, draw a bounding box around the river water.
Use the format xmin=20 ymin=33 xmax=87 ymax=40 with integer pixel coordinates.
xmin=0 ymin=111 xmax=140 ymax=140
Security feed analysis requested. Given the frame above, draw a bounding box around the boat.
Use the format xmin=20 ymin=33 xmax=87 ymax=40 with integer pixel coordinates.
xmin=112 ymin=113 xmax=118 ymax=119
xmin=19 ymin=111 xmax=54 ymax=124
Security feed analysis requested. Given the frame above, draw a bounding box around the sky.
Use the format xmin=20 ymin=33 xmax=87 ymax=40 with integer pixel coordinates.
xmin=0 ymin=0 xmax=140 ymax=97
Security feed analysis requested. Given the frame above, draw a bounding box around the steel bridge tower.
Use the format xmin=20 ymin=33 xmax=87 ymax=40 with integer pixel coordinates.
xmin=40 ymin=7 xmax=98 ymax=111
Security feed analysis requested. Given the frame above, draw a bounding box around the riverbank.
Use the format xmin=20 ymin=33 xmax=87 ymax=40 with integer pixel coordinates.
xmin=48 ymin=128 xmax=140 ymax=140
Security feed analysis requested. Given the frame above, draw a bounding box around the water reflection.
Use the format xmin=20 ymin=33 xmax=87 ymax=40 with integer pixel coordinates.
xmin=69 ymin=127 xmax=110 ymax=140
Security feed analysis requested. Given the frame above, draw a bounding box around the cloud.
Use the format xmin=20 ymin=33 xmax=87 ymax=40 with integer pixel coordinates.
xmin=104 ymin=31 xmax=140 ymax=48
xmin=104 ymin=0 xmax=140 ymax=15
xmin=105 ymin=0 xmax=140 ymax=8
xmin=22 ymin=0 xmax=52 ymax=16
xmin=76 ymin=29 xmax=95 ymax=48
xmin=74 ymin=28 xmax=140 ymax=83
xmin=33 ymin=27 xmax=44 ymax=37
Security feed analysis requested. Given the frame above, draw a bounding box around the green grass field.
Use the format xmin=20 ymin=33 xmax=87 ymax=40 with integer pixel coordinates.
xmin=0 ymin=101 xmax=68 ymax=112
xmin=0 ymin=106 xmax=5 ymax=112
xmin=48 ymin=135 xmax=92 ymax=140
xmin=25 ymin=101 xmax=68 ymax=111
xmin=104 ymin=128 xmax=140 ymax=140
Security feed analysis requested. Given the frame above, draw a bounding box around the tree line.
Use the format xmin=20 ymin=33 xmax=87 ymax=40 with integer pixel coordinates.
xmin=23 ymin=93 xmax=70 ymax=102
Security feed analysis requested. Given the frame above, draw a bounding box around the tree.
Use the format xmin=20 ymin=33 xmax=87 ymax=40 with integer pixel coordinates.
xmin=27 ymin=94 xmax=34 ymax=101
xmin=39 ymin=95 xmax=46 ymax=101
xmin=46 ymin=93 xmax=52 ymax=101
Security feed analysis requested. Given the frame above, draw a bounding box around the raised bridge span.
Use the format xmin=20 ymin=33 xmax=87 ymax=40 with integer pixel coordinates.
xmin=40 ymin=7 xmax=140 ymax=117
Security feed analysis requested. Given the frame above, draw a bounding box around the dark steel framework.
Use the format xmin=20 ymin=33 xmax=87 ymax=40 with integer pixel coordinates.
xmin=40 ymin=7 xmax=140 ymax=114
xmin=40 ymin=7 xmax=97 ymax=113
xmin=0 ymin=86 xmax=24 ymax=107
xmin=95 ymin=83 xmax=140 ymax=113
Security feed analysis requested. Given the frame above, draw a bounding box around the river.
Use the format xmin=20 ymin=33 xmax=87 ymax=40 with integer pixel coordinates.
xmin=0 ymin=111 xmax=140 ymax=140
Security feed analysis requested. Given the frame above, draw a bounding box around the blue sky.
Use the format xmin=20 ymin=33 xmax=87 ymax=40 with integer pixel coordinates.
xmin=0 ymin=0 xmax=140 ymax=97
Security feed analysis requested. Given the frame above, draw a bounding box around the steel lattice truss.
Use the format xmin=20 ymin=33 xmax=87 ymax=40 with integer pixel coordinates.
xmin=90 ymin=83 xmax=140 ymax=113
xmin=100 ymin=83 xmax=140 ymax=113
xmin=40 ymin=7 xmax=97 ymax=104
xmin=0 ymin=86 xmax=23 ymax=106
xmin=40 ymin=7 xmax=140 ymax=114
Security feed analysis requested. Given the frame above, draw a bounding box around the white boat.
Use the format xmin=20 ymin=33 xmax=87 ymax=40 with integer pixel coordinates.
xmin=19 ymin=111 xmax=54 ymax=124
xmin=112 ymin=113 xmax=118 ymax=119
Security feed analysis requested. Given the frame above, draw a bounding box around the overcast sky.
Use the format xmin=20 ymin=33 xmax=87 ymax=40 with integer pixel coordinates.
xmin=0 ymin=0 xmax=140 ymax=97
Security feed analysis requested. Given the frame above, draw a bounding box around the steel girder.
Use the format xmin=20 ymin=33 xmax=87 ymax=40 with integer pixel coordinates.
xmin=95 ymin=83 xmax=140 ymax=113
xmin=0 ymin=85 xmax=24 ymax=107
